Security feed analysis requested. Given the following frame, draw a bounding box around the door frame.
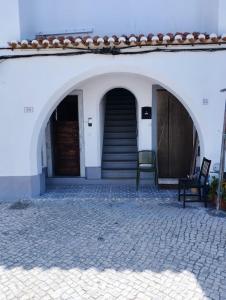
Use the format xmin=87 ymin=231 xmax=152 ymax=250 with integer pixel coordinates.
xmin=152 ymin=86 xmax=195 ymax=180
xmin=69 ymin=89 xmax=85 ymax=177
xmin=45 ymin=89 xmax=85 ymax=177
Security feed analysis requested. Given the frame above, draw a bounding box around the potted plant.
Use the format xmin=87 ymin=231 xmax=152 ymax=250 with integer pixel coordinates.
xmin=221 ymin=182 xmax=226 ymax=210
xmin=208 ymin=177 xmax=226 ymax=210
xmin=208 ymin=176 xmax=218 ymax=204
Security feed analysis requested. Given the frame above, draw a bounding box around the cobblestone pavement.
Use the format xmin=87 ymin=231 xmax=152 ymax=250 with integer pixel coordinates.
xmin=0 ymin=184 xmax=226 ymax=300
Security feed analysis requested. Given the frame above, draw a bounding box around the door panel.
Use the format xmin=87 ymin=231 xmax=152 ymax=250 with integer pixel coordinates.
xmin=157 ymin=91 xmax=193 ymax=178
xmin=53 ymin=96 xmax=80 ymax=176
xmin=168 ymin=95 xmax=193 ymax=177
xmin=157 ymin=91 xmax=169 ymax=178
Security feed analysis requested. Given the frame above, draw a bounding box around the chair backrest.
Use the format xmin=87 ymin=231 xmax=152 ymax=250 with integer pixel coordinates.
xmin=138 ymin=150 xmax=156 ymax=165
xmin=198 ymin=157 xmax=211 ymax=185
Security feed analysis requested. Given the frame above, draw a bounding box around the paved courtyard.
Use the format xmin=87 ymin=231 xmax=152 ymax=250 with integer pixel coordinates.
xmin=0 ymin=184 xmax=226 ymax=300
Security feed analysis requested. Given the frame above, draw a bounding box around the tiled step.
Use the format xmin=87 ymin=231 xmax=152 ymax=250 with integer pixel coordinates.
xmin=105 ymin=120 xmax=136 ymax=126
xmin=102 ymin=169 xmax=153 ymax=179
xmin=106 ymin=105 xmax=135 ymax=110
xmin=102 ymin=161 xmax=137 ymax=169
xmin=105 ymin=114 xmax=136 ymax=120
xmin=105 ymin=126 xmax=137 ymax=133
xmin=102 ymin=169 xmax=137 ymax=179
xmin=104 ymin=138 xmax=137 ymax=146
xmin=105 ymin=109 xmax=136 ymax=117
xmin=103 ymin=153 xmax=137 ymax=161
xmin=107 ymin=100 xmax=134 ymax=105
xmin=103 ymin=145 xmax=137 ymax=153
xmin=106 ymin=109 xmax=136 ymax=115
xmin=104 ymin=132 xmax=137 ymax=139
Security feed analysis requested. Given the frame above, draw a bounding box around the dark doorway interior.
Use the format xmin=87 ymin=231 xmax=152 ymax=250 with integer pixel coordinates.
xmin=52 ymin=95 xmax=80 ymax=176
xmin=102 ymin=88 xmax=138 ymax=179
xmin=157 ymin=90 xmax=193 ymax=178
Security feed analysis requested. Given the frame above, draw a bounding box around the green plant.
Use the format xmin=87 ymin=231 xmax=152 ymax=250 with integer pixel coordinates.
xmin=222 ymin=182 xmax=226 ymax=201
xmin=209 ymin=176 xmax=226 ymax=202
xmin=209 ymin=176 xmax=218 ymax=198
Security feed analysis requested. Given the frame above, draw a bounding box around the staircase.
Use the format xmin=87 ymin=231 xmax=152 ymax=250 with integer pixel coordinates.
xmin=102 ymin=91 xmax=138 ymax=179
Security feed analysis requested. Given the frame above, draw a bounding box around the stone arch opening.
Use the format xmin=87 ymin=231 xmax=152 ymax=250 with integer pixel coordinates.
xmin=31 ymin=69 xmax=204 ymax=195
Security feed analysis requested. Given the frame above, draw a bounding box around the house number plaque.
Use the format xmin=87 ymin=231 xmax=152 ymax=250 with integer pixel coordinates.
xmin=24 ymin=107 xmax=34 ymax=113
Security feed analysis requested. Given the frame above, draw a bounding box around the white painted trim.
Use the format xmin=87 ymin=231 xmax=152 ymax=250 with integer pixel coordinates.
xmin=135 ymin=94 xmax=139 ymax=150
xmin=99 ymin=94 xmax=106 ymax=163
xmin=70 ymin=89 xmax=85 ymax=177
xmin=42 ymin=130 xmax=47 ymax=167
xmin=152 ymin=84 xmax=162 ymax=153
xmin=46 ymin=121 xmax=53 ymax=177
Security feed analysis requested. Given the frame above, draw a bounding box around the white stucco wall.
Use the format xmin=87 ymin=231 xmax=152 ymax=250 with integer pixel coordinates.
xmin=0 ymin=51 xmax=225 ymax=179
xmin=18 ymin=0 xmax=220 ymax=39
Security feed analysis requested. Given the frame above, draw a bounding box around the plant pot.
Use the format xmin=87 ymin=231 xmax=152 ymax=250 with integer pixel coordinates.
xmin=221 ymin=200 xmax=226 ymax=211
xmin=213 ymin=195 xmax=226 ymax=211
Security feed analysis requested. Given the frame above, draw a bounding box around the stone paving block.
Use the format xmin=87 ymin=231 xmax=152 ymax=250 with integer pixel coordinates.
xmin=0 ymin=184 xmax=225 ymax=299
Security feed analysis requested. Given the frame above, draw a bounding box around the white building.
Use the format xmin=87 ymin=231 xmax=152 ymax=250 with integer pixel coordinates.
xmin=0 ymin=0 xmax=226 ymax=199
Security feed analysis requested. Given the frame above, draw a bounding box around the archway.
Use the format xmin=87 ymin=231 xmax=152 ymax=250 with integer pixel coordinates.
xmin=31 ymin=69 xmax=205 ymax=195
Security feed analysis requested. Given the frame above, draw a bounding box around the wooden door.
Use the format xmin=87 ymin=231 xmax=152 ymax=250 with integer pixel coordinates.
xmin=157 ymin=90 xmax=193 ymax=178
xmin=53 ymin=96 xmax=80 ymax=176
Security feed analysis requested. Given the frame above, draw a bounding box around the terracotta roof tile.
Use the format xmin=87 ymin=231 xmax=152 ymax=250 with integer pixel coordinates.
xmin=8 ymin=32 xmax=226 ymax=49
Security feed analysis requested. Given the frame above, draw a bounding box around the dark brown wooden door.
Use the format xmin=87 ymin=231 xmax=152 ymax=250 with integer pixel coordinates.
xmin=53 ymin=96 xmax=80 ymax=176
xmin=157 ymin=90 xmax=193 ymax=178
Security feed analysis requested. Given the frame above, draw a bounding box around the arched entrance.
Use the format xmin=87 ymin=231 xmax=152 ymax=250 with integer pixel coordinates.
xmin=31 ymin=69 xmax=206 ymax=196
xmin=101 ymin=88 xmax=138 ymax=179
xmin=42 ymin=80 xmax=200 ymax=186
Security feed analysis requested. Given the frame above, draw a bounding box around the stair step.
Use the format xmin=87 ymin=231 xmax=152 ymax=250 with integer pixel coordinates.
xmin=104 ymin=132 xmax=137 ymax=139
xmin=107 ymin=104 xmax=135 ymax=110
xmin=103 ymin=153 xmax=137 ymax=161
xmin=102 ymin=161 xmax=137 ymax=169
xmin=104 ymin=138 xmax=137 ymax=146
xmin=107 ymin=100 xmax=135 ymax=105
xmin=103 ymin=145 xmax=137 ymax=153
xmin=106 ymin=109 xmax=136 ymax=115
xmin=105 ymin=126 xmax=136 ymax=132
xmin=106 ymin=111 xmax=136 ymax=115
xmin=106 ymin=114 xmax=136 ymax=120
xmin=102 ymin=169 xmax=137 ymax=179
xmin=102 ymin=169 xmax=153 ymax=179
xmin=106 ymin=120 xmax=136 ymax=126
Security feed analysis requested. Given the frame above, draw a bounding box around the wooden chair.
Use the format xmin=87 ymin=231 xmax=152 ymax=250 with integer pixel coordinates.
xmin=136 ymin=150 xmax=158 ymax=190
xmin=178 ymin=157 xmax=211 ymax=208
